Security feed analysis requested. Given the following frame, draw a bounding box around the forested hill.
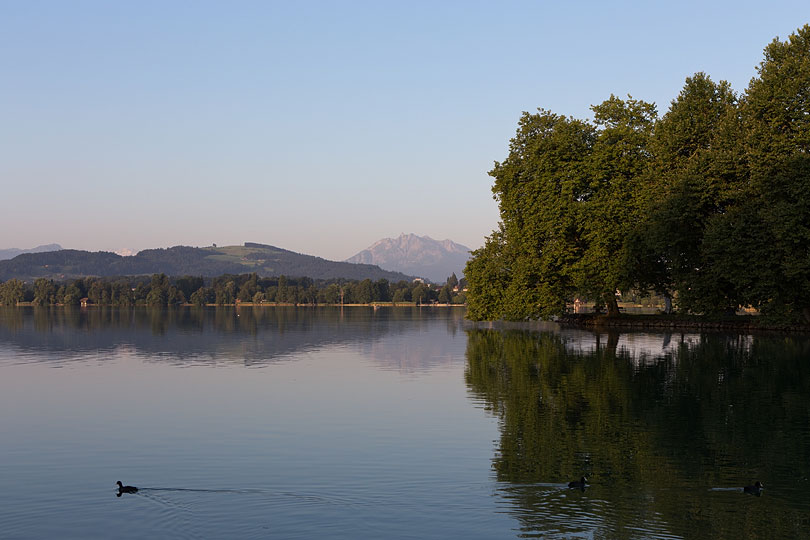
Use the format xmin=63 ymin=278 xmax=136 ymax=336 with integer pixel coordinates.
xmin=0 ymin=243 xmax=414 ymax=282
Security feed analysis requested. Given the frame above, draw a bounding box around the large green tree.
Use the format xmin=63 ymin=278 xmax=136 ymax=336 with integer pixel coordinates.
xmin=703 ymin=25 xmax=810 ymax=322
xmin=475 ymin=110 xmax=595 ymax=319
xmin=627 ymin=73 xmax=740 ymax=313
xmin=467 ymin=97 xmax=655 ymax=320
xmin=32 ymin=278 xmax=56 ymax=306
xmin=573 ymin=95 xmax=656 ymax=315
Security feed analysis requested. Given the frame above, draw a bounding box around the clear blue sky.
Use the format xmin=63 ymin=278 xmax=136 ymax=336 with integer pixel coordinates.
xmin=1 ymin=1 xmax=807 ymax=260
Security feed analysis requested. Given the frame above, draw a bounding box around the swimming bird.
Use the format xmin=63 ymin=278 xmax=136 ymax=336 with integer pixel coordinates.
xmin=743 ymin=481 xmax=764 ymax=495
xmin=116 ymin=481 xmax=138 ymax=495
xmin=568 ymin=476 xmax=588 ymax=489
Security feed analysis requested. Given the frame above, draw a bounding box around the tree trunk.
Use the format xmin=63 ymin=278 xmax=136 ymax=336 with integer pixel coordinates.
xmin=606 ymin=294 xmax=620 ymax=317
xmin=803 ymin=307 xmax=810 ymax=325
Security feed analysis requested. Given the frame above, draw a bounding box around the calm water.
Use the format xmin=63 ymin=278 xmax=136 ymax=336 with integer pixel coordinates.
xmin=0 ymin=307 xmax=808 ymax=539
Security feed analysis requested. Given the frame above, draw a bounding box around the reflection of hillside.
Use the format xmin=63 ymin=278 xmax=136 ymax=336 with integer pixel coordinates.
xmin=465 ymin=328 xmax=810 ymax=539
xmin=0 ymin=306 xmax=464 ymax=368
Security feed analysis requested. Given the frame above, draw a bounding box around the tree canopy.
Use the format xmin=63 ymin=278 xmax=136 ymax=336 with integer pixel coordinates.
xmin=0 ymin=272 xmax=469 ymax=307
xmin=466 ymin=24 xmax=810 ymax=323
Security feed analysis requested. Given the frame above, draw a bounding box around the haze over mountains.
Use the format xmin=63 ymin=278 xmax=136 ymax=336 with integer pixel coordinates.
xmin=0 ymin=244 xmax=62 ymax=261
xmin=346 ymin=234 xmax=471 ymax=283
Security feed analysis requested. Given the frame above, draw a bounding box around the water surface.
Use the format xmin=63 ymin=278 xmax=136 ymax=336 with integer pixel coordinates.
xmin=0 ymin=307 xmax=807 ymax=539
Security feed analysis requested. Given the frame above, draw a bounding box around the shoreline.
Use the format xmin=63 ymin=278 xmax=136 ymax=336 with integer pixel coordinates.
xmin=7 ymin=304 xmax=809 ymax=333
xmin=9 ymin=302 xmax=466 ymax=308
xmin=556 ymin=313 xmax=810 ymax=334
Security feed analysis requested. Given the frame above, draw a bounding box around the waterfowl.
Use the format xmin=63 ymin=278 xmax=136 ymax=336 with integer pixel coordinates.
xmin=568 ymin=476 xmax=588 ymax=489
xmin=743 ymin=481 xmax=764 ymax=495
xmin=116 ymin=481 xmax=138 ymax=494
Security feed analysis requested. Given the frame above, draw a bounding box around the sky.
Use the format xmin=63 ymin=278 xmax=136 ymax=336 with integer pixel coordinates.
xmin=1 ymin=1 xmax=807 ymax=261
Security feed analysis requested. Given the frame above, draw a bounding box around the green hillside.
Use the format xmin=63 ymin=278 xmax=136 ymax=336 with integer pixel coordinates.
xmin=0 ymin=242 xmax=414 ymax=282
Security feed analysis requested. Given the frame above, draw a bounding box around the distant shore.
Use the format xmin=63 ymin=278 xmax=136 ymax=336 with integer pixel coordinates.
xmin=10 ymin=302 xmax=466 ymax=308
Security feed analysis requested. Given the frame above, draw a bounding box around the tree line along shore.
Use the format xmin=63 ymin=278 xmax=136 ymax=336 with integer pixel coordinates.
xmin=464 ymin=25 xmax=810 ymax=326
xmin=0 ymin=272 xmax=468 ymax=307
xmin=3 ymin=273 xmax=804 ymax=332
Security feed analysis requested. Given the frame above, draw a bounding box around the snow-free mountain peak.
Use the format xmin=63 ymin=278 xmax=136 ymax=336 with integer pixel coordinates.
xmin=345 ymin=233 xmax=470 ymax=283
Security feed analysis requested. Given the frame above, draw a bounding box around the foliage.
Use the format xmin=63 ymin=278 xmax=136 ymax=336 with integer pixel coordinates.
xmin=467 ymin=24 xmax=810 ymax=323
xmin=0 ymin=279 xmax=24 ymax=306
xmin=0 ymin=273 xmax=448 ymax=307
xmin=468 ymin=98 xmax=654 ymax=319
xmin=715 ymin=25 xmax=810 ymax=322
xmin=465 ymin=227 xmax=510 ymax=320
xmin=629 ymin=72 xmax=741 ymax=313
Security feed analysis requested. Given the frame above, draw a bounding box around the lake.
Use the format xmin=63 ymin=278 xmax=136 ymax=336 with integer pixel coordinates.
xmin=0 ymin=306 xmax=808 ymax=539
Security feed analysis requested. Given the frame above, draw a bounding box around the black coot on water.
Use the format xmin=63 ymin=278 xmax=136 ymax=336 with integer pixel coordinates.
xmin=116 ymin=481 xmax=138 ymax=496
xmin=743 ymin=481 xmax=764 ymax=496
xmin=568 ymin=476 xmax=588 ymax=489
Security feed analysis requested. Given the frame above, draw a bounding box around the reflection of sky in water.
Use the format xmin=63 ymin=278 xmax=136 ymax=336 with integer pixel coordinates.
xmin=559 ymin=330 xmax=756 ymax=367
xmin=563 ymin=331 xmax=701 ymax=359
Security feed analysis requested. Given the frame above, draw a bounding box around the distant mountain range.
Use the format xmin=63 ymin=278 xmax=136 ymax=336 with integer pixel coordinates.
xmin=0 ymin=242 xmax=413 ymax=282
xmin=346 ymin=234 xmax=471 ymax=283
xmin=0 ymin=243 xmax=62 ymax=261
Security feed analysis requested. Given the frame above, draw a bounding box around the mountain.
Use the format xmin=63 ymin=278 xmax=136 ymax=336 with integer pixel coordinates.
xmin=0 ymin=243 xmax=62 ymax=261
xmin=0 ymin=243 xmax=414 ymax=282
xmin=345 ymin=234 xmax=471 ymax=283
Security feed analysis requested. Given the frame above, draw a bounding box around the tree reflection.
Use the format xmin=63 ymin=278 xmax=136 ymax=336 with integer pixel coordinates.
xmin=465 ymin=328 xmax=810 ymax=539
xmin=0 ymin=306 xmax=467 ymax=372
